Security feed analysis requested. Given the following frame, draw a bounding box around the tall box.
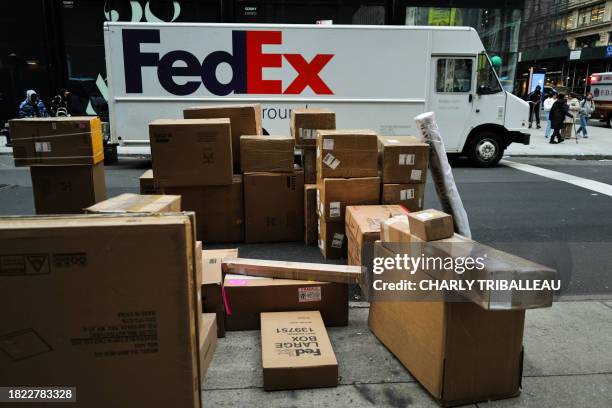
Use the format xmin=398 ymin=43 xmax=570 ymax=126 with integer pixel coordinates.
xmin=317 ymin=177 xmax=380 ymax=223
xmin=240 ymin=135 xmax=295 ymax=173
xmin=9 ymin=116 xmax=104 ymax=166
xmin=149 ymin=118 xmax=233 ymax=187
xmin=382 ymin=183 xmax=425 ymax=212
xmin=316 ymin=129 xmax=378 ymax=179
xmin=318 ymin=217 xmax=347 ymax=260
xmin=0 ymin=214 xmax=201 ymax=408
xmin=244 ymin=171 xmax=304 ymax=243
xmin=301 ymin=147 xmax=317 ymax=184
xmin=223 ymin=275 xmax=349 ymax=330
xmin=139 ymin=169 xmax=157 ymax=194
xmin=86 ymin=193 xmax=181 ymax=213
xmin=304 ymin=184 xmax=318 ymax=245
xmin=378 ymin=135 xmax=429 ymax=184
xmin=183 ymin=104 xmax=262 ymax=172
xmin=30 ymin=163 xmax=106 ymax=214
xmin=290 ymin=108 xmax=336 ymax=147
xmin=261 ymin=311 xmax=338 ymax=391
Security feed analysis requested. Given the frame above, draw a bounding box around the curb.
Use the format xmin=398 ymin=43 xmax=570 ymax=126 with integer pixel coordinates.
xmin=506 ymin=155 xmax=612 ymax=160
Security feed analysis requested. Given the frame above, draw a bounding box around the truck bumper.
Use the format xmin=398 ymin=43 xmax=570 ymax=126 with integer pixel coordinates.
xmin=508 ymin=130 xmax=530 ymax=145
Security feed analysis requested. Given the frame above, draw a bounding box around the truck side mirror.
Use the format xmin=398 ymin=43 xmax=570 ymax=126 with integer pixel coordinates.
xmin=477 ymin=85 xmax=490 ymax=95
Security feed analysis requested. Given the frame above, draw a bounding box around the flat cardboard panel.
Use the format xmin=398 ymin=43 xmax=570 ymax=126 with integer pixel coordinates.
xmin=382 ymin=183 xmax=425 ymax=212
xmin=223 ymin=275 xmax=348 ymax=330
xmin=317 ymin=177 xmax=381 ymax=223
xmin=0 ymin=214 xmax=200 ymax=408
xmin=183 ymin=104 xmax=262 ymax=172
xmin=86 ymin=193 xmax=181 ymax=213
xmin=30 ymin=163 xmax=106 ymax=214
xmin=291 ymin=108 xmax=336 ymax=147
xmin=378 ymin=135 xmax=429 ymax=184
xmin=305 ymin=184 xmax=318 ymax=245
xmin=240 ymin=135 xmax=295 ymax=173
xmin=407 ymin=209 xmax=454 ymax=241
xmin=9 ymin=116 xmax=104 ymax=166
xmin=301 ymin=147 xmax=317 ymax=184
xmin=318 ymin=217 xmax=347 ymax=260
xmin=261 ymin=311 xmax=338 ymax=390
xmin=316 ymin=129 xmax=378 ymax=179
xmin=244 ymin=171 xmax=304 ymax=243
xmin=199 ymin=313 xmax=218 ymax=382
xmin=149 ymin=118 xmax=233 ymax=187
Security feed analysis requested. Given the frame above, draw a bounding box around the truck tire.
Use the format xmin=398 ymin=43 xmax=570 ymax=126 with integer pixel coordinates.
xmin=466 ymin=131 xmax=504 ymax=167
xmin=608 ymin=115 xmax=612 ymax=128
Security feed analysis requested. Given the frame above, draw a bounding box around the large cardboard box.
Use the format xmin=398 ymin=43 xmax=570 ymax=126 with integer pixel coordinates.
xmin=261 ymin=311 xmax=338 ymax=391
xmin=244 ymin=170 xmax=304 ymax=243
xmin=9 ymin=116 xmax=104 ymax=166
xmin=378 ymin=135 xmax=429 ymax=184
xmin=317 ymin=177 xmax=380 ymax=223
xmin=149 ymin=118 xmax=233 ymax=187
xmin=86 ymin=193 xmax=181 ymax=213
xmin=316 ymin=129 xmax=378 ymax=179
xmin=240 ymin=135 xmax=295 ymax=173
xmin=318 ymin=217 xmax=347 ymax=260
xmin=407 ymin=209 xmax=454 ymax=241
xmin=305 ymin=184 xmax=318 ymax=245
xmin=202 ymin=248 xmax=239 ymax=338
xmin=199 ymin=313 xmax=218 ymax=382
xmin=183 ymin=104 xmax=262 ymax=172
xmin=301 ymin=147 xmax=317 ymax=184
xmin=30 ymin=163 xmax=106 ymax=214
xmin=291 ymin=108 xmax=336 ymax=147
xmin=0 ymin=213 xmax=200 ymax=408
xmin=223 ymin=275 xmax=348 ymax=330
xmin=382 ymin=183 xmax=425 ymax=212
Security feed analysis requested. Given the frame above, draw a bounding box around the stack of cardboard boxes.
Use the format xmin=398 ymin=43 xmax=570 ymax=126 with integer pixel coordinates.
xmin=316 ymin=130 xmax=380 ymax=259
xmin=9 ymin=117 xmax=106 ymax=214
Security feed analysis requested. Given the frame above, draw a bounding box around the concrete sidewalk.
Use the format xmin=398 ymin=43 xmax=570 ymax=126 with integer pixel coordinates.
xmin=202 ymin=301 xmax=612 ymax=408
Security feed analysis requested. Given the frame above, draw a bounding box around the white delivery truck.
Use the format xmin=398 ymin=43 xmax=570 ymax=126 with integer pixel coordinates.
xmin=589 ymin=72 xmax=612 ymax=127
xmin=104 ymin=22 xmax=530 ymax=166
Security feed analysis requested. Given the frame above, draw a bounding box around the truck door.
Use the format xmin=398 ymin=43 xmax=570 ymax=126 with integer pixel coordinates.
xmin=472 ymin=53 xmax=506 ymax=127
xmin=429 ymin=56 xmax=475 ymax=152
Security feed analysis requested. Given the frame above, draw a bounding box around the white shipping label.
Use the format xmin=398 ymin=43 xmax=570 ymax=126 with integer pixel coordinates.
xmin=400 ymin=188 xmax=415 ymax=201
xmin=330 ymin=202 xmax=341 ymax=218
xmin=323 ymin=153 xmax=340 ymax=170
xmin=35 ymin=142 xmax=52 ymax=153
xmin=298 ymin=286 xmax=322 ymax=302
xmin=410 ymin=169 xmax=422 ymax=180
xmin=322 ymin=138 xmax=335 ymax=150
xmin=416 ymin=212 xmax=434 ymax=221
xmin=399 ymin=154 xmax=415 ymax=165
xmin=331 ymin=233 xmax=344 ymax=248
xmin=299 ymin=128 xmax=317 ymax=140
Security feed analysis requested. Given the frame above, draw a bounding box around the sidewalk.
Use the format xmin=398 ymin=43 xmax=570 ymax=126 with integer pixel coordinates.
xmin=202 ymin=300 xmax=612 ymax=408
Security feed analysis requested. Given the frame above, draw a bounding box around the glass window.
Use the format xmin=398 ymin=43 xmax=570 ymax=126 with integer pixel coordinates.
xmin=578 ymin=3 xmax=605 ymax=27
xmin=477 ymin=53 xmax=502 ymax=94
xmin=591 ymin=4 xmax=605 ymax=23
xmin=435 ymin=59 xmax=472 ymax=93
xmin=566 ymin=13 xmax=574 ymax=30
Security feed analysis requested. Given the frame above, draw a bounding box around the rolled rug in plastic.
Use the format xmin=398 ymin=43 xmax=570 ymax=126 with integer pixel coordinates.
xmin=414 ymin=112 xmax=472 ymax=238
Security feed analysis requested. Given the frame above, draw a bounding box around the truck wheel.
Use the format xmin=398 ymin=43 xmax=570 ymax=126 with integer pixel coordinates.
xmin=608 ymin=115 xmax=612 ymax=128
xmin=466 ymin=132 xmax=504 ymax=167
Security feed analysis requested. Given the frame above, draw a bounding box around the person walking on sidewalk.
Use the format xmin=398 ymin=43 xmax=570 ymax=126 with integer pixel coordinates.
xmin=550 ymin=93 xmax=573 ymax=144
xmin=527 ymin=85 xmax=542 ymax=129
xmin=543 ymin=93 xmax=556 ymax=139
xmin=562 ymin=93 xmax=580 ymax=140
xmin=576 ymin=92 xmax=595 ymax=138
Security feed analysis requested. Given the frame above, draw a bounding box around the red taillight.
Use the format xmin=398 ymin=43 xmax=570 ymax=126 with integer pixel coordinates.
xmin=589 ymin=75 xmax=599 ymax=84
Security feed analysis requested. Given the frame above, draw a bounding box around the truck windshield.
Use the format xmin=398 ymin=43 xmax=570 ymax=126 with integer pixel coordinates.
xmin=477 ymin=53 xmax=502 ymax=94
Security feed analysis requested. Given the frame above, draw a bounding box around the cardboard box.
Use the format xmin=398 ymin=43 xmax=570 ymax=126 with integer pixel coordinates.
xmin=369 ymin=299 xmax=524 ymax=406
xmin=291 ymin=108 xmax=336 ymax=147
xmin=30 ymin=163 xmax=106 ymax=214
xmin=9 ymin=116 xmax=104 ymax=166
xmin=317 ymin=177 xmax=380 ymax=223
xmin=183 ymin=104 xmax=262 ymax=172
xmin=345 ymin=205 xmax=408 ymax=250
xmin=407 ymin=209 xmax=454 ymax=241
xmin=380 ymin=214 xmax=412 ymax=243
xmin=378 ymin=135 xmax=429 ymax=184
xmin=240 ymin=135 xmax=295 ymax=173
xmin=382 ymin=183 xmax=425 ymax=212
xmin=201 ymin=248 xmax=239 ymax=338
xmin=316 ymin=129 xmax=378 ymax=179
xmin=244 ymin=171 xmax=304 ymax=243
xmin=86 ymin=193 xmax=181 ymax=213
xmin=261 ymin=311 xmax=338 ymax=391
xmin=305 ymin=184 xmax=318 ymax=245
xmin=301 ymin=147 xmax=317 ymax=184
xmin=0 ymin=213 xmax=200 ymax=408
xmin=222 ymin=258 xmax=361 ymax=284
xmin=223 ymin=274 xmax=348 ymax=330
xmin=199 ymin=313 xmax=218 ymax=382
xmin=139 ymin=169 xmax=158 ymax=194
xmin=149 ymin=118 xmax=233 ymax=187
xmin=318 ymin=217 xmax=347 ymax=260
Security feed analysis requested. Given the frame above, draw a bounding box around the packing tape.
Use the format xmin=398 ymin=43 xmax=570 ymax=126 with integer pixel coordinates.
xmin=221 ymin=286 xmax=231 ymax=316
xmin=11 ymin=131 xmax=93 ymax=141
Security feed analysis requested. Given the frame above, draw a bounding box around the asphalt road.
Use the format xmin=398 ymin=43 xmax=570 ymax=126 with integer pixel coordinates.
xmin=1 ymin=154 xmax=611 ymax=298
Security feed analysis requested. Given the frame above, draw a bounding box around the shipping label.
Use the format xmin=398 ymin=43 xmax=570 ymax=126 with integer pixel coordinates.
xmin=410 ymin=169 xmax=422 ymax=180
xmin=329 ymin=202 xmax=341 ymax=218
xmin=400 ymin=188 xmax=415 ymax=201
xmin=322 ymin=139 xmax=334 ymax=150
xmin=331 ymin=233 xmax=344 ymax=248
xmin=299 ymin=128 xmax=317 ymax=140
xmin=34 ymin=142 xmax=51 ymax=153
xmin=323 ymin=153 xmax=340 ymax=170
xmin=298 ymin=286 xmax=322 ymax=302
xmin=399 ymin=153 xmax=415 ymax=165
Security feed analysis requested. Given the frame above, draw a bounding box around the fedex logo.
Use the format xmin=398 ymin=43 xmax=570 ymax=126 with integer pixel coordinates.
xmin=122 ymin=29 xmax=334 ymax=96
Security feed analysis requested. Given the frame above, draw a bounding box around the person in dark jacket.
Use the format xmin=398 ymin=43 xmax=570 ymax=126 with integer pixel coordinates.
xmin=50 ymin=88 xmax=71 ymax=117
xmin=549 ymin=93 xmax=573 ymax=144
xmin=18 ymin=90 xmax=49 ymax=118
xmin=527 ymin=85 xmax=542 ymax=129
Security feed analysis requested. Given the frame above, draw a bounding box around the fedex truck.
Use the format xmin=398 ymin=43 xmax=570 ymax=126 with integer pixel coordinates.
xmin=589 ymin=72 xmax=612 ymax=127
xmin=104 ymin=22 xmax=530 ymax=166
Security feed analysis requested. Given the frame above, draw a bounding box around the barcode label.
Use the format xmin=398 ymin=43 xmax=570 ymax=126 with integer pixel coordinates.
xmin=323 ymin=153 xmax=340 ymax=169
xmin=322 ymin=138 xmax=335 ymax=150
xmin=410 ymin=169 xmax=422 ymax=180
xmin=298 ymin=286 xmax=322 ymax=302
xmin=299 ymin=128 xmax=317 ymax=140
xmin=399 ymin=154 xmax=415 ymax=165
xmin=330 ymin=202 xmax=341 ymax=218
xmin=400 ymin=188 xmax=415 ymax=200
xmin=331 ymin=233 xmax=344 ymax=248
xmin=34 ymin=142 xmax=51 ymax=153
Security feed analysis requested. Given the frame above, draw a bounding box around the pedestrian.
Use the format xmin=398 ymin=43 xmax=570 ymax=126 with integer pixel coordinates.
xmin=50 ymin=88 xmax=71 ymax=117
xmin=542 ymin=92 xmax=556 ymax=139
xmin=527 ymin=85 xmax=542 ymax=129
xmin=549 ymin=93 xmax=573 ymax=144
xmin=563 ymin=93 xmax=580 ymax=140
xmin=18 ymin=90 xmax=49 ymax=118
xmin=576 ymin=92 xmax=595 ymax=138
